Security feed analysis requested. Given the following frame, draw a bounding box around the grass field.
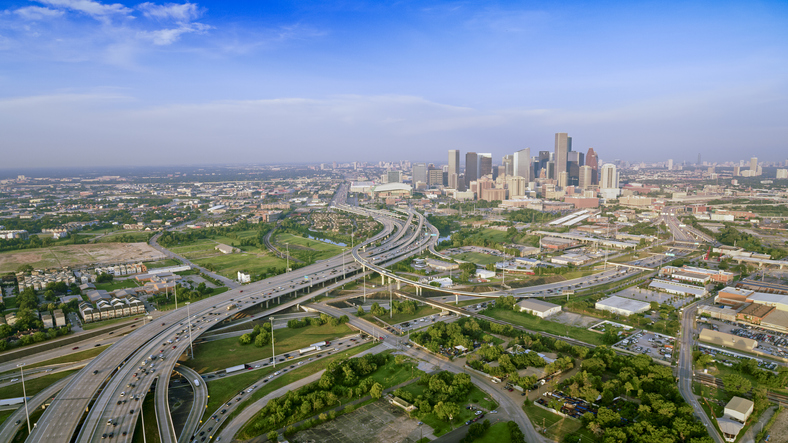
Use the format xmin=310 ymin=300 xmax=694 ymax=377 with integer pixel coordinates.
xmin=474 ymin=421 xmax=513 ymax=443
xmin=482 ymin=307 xmax=605 ymax=346
xmin=144 ymin=258 xmax=182 ymax=269
xmin=202 ymin=366 xmax=276 ymax=423
xmin=153 ymin=287 xmax=229 ymax=311
xmin=82 ymin=316 xmax=138 ymax=330
xmin=22 ymin=345 xmax=109 ymax=370
xmin=0 ymin=243 xmax=164 ymax=273
xmin=186 ymin=323 xmax=355 ymax=373
xmin=94 ymin=279 xmax=141 ymax=291
xmin=401 ymin=383 xmax=498 ymax=436
xmin=451 ymin=252 xmax=501 ymax=265
xmin=233 ymin=342 xmax=378 ymax=439
xmin=359 ymin=305 xmax=441 ymax=326
xmin=95 ymin=231 xmax=153 ymax=243
xmin=521 ymin=401 xmax=592 ymax=442
xmin=0 ymin=410 xmax=14 ymax=427
xmin=193 ymin=253 xmax=286 ymax=279
xmin=274 ymin=233 xmax=343 ymax=261
xmin=0 ymin=370 xmax=78 ymax=398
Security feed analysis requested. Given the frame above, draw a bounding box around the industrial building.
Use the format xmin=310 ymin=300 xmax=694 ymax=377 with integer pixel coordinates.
xmin=698 ymin=329 xmax=757 ymax=352
xmin=717 ymin=397 xmax=754 ymax=442
xmin=594 ymin=296 xmax=650 ymax=316
xmin=648 ymin=279 xmax=708 ymax=298
xmin=516 ymin=299 xmax=562 ymax=318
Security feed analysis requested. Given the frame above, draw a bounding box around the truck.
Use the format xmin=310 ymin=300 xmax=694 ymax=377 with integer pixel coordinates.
xmin=310 ymin=341 xmax=329 ymax=348
xmin=193 ymin=379 xmax=200 ymax=387
xmin=227 ymin=304 xmax=237 ymax=311
xmin=299 ymin=346 xmax=317 ymax=355
xmin=225 ymin=364 xmax=247 ymax=374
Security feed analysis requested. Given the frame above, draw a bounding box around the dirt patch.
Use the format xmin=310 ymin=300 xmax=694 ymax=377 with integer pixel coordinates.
xmin=550 ymin=311 xmax=600 ymax=328
xmin=0 ymin=242 xmax=165 ymax=273
xmin=765 ymin=406 xmax=788 ymax=443
xmin=293 ymin=399 xmax=428 ymax=443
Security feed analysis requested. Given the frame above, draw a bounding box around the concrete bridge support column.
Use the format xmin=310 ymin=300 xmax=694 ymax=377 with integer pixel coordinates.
xmin=397 ymin=280 xmax=401 ymax=291
xmin=455 ymin=294 xmax=459 ymax=305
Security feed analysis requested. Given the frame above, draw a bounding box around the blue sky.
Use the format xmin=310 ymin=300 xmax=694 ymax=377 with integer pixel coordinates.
xmin=1 ymin=0 xmax=787 ymax=168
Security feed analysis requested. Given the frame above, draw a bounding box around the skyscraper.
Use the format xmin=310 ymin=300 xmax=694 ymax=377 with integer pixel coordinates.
xmin=585 ymin=147 xmax=599 ymax=184
xmin=465 ymin=152 xmax=478 ymax=189
xmin=554 ymin=133 xmax=571 ymax=183
xmin=536 ymin=151 xmax=550 ymax=179
xmin=750 ymin=157 xmax=758 ymax=173
xmin=478 ymin=153 xmax=492 ymax=177
xmin=412 ymin=163 xmax=427 ymax=185
xmin=502 ymin=155 xmax=514 ymax=176
xmin=579 ymin=165 xmax=592 ymax=190
xmin=448 ymin=149 xmax=460 ymax=189
xmin=600 ymin=164 xmax=618 ymax=189
xmin=513 ymin=148 xmax=532 ymax=182
xmin=667 ymin=159 xmax=673 ymax=170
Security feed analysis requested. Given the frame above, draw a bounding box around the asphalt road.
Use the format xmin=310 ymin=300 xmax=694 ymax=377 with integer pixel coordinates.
xmin=175 ymin=366 xmax=207 ymax=443
xmin=0 ymin=373 xmax=75 ymax=441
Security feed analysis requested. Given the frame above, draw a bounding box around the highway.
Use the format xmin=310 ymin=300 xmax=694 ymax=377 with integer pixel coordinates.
xmin=0 ymin=373 xmax=74 ymax=441
xmin=25 ymin=202 xmax=419 ymax=442
xmin=174 ymin=366 xmax=207 ymax=443
xmin=154 ymin=369 xmax=178 ymax=443
xmin=678 ymin=301 xmax=724 ymax=443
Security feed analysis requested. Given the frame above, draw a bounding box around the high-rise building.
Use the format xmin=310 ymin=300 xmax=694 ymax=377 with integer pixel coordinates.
xmin=750 ymin=157 xmax=758 ymax=173
xmin=513 ymin=148 xmax=532 ymax=182
xmin=585 ymin=147 xmax=599 ymax=184
xmin=506 ymin=176 xmax=527 ymax=198
xmin=733 ymin=165 xmax=740 ymax=176
xmin=502 ymin=155 xmax=514 ymax=176
xmin=465 ymin=152 xmax=478 ymax=188
xmin=600 ymin=164 xmax=618 ymax=189
xmin=557 ymin=171 xmax=568 ymax=188
xmin=579 ymin=165 xmax=593 ymax=190
xmin=535 ymin=151 xmax=550 ymax=179
xmin=776 ymin=169 xmax=788 ymax=179
xmin=427 ymin=168 xmax=443 ymax=186
xmin=448 ymin=150 xmax=460 ymax=184
xmin=567 ymin=151 xmax=583 ymax=186
xmin=667 ymin=159 xmax=673 ymax=170
xmin=478 ymin=153 xmax=492 ymax=177
xmin=412 ymin=163 xmax=427 ymax=185
xmin=448 ymin=173 xmax=458 ymax=189
xmin=387 ymin=171 xmax=403 ymax=183
xmin=554 ymin=133 xmax=571 ymax=181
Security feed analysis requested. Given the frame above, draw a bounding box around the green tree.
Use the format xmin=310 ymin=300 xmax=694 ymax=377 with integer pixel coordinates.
xmin=239 ymin=333 xmax=253 ymax=345
xmin=370 ymin=382 xmax=383 ymax=399
xmin=722 ymin=373 xmax=752 ymax=396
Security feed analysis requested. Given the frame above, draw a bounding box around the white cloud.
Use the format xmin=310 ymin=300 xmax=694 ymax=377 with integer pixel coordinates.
xmin=138 ymin=2 xmax=201 ymax=22
xmin=37 ymin=0 xmax=132 ymax=18
xmin=137 ymin=21 xmax=210 ymax=45
xmin=13 ymin=6 xmax=65 ymax=20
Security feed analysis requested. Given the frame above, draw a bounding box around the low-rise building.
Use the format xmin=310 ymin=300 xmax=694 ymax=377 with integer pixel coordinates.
xmin=594 ymin=296 xmax=650 ymax=316
xmin=698 ymin=329 xmax=757 ymax=352
xmin=648 ymin=279 xmax=708 ymax=298
xmin=517 ymin=299 xmax=562 ymax=318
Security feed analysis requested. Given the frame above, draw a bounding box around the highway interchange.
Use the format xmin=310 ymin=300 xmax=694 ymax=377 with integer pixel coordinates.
xmin=0 ymin=187 xmax=726 ymax=443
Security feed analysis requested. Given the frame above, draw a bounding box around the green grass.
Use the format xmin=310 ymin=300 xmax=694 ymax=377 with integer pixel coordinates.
xmin=95 ymin=231 xmax=154 ymax=243
xmin=82 ymin=316 xmax=138 ymax=330
xmin=274 ymin=233 xmax=344 ymax=261
xmin=403 ymin=383 xmax=499 ymax=437
xmin=0 ymin=410 xmax=14 ymax=427
xmin=482 ymin=307 xmax=605 ymax=346
xmin=144 ymin=258 xmax=181 ymax=269
xmin=131 ymin=391 xmax=161 ymax=443
xmin=474 ymin=421 xmax=514 ymax=443
xmin=23 ymin=345 xmax=109 ymax=370
xmin=233 ymin=341 xmax=379 ymax=439
xmin=202 ymin=366 xmax=276 ymax=423
xmin=451 ymin=252 xmax=501 ymax=265
xmin=193 ymin=253 xmax=286 ymax=279
xmin=94 ymin=279 xmax=141 ymax=291
xmin=521 ymin=400 xmax=593 ymax=442
xmin=186 ymin=323 xmax=355 ymax=373
xmin=152 ymin=287 xmax=229 ymax=311
xmin=0 ymin=370 xmax=78 ymax=398
xmin=360 ymin=305 xmax=441 ymax=326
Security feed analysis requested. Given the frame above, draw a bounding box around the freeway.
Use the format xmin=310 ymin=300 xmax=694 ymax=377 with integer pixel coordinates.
xmin=154 ymin=370 xmax=178 ymax=443
xmin=25 ymin=204 xmax=420 ymax=442
xmin=0 ymin=373 xmax=74 ymax=442
xmin=678 ymin=301 xmax=724 ymax=443
xmin=174 ymin=366 xmax=207 ymax=443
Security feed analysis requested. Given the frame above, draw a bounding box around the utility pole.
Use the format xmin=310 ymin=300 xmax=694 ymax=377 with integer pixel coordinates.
xmin=286 ymin=243 xmax=289 ymax=273
xmin=186 ymin=302 xmax=194 ymax=358
xmin=18 ymin=363 xmax=30 ymax=434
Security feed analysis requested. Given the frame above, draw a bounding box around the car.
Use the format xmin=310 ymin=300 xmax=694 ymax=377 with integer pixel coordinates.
xmin=15 ymin=420 xmax=20 ymax=425
xmin=72 ymin=347 xmax=79 ymax=350
xmin=102 ymin=434 xmax=107 ymax=439
xmin=130 ymin=409 xmax=134 ymax=414
xmin=109 ymin=331 xmax=114 ymax=335
xmin=221 ymin=409 xmax=227 ymax=414
xmin=95 ymin=344 xmax=102 ymax=347
xmin=162 ymin=323 xmax=166 ymax=326
xmin=93 ymin=370 xmax=99 ymax=374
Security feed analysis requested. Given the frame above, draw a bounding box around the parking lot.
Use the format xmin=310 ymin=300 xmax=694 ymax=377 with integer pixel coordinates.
xmin=703 ymin=318 xmax=788 ymax=360
xmin=614 ymin=330 xmax=675 ymax=362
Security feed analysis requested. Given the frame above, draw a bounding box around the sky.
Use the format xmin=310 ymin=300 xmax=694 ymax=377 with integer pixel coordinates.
xmin=1 ymin=0 xmax=787 ymax=169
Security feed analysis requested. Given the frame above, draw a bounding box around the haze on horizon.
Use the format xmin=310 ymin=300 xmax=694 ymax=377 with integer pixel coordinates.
xmin=1 ymin=0 xmax=787 ymax=169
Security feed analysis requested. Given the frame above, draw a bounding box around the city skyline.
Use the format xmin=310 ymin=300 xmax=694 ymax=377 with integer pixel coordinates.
xmin=1 ymin=0 xmax=787 ymax=168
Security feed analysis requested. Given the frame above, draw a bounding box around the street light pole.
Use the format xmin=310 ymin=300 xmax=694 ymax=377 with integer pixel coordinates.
xmin=270 ymin=316 xmax=276 ymax=368
xmin=286 ymin=243 xmax=289 ymax=273
xmin=186 ymin=302 xmax=194 ymax=358
xmin=342 ymin=249 xmax=346 ymax=278
xmin=18 ymin=363 xmax=30 ymax=434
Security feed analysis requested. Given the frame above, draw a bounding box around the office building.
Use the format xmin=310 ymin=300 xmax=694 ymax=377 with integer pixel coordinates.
xmin=465 ymin=152 xmax=478 ymax=189
xmin=535 ymin=151 xmax=551 ymax=179
xmin=387 ymin=170 xmax=403 ymax=183
xmin=578 ymin=165 xmax=593 ymax=190
xmin=600 ymin=163 xmax=620 ymax=199
xmin=667 ymin=158 xmax=673 ymax=170
xmin=478 ymin=153 xmax=492 ymax=177
xmin=502 ymin=155 xmax=514 ymax=176
xmin=777 ymin=169 xmax=788 ymax=179
xmin=554 ymin=133 xmax=571 ymax=181
xmin=733 ymin=165 xmax=741 ymax=176
xmin=412 ymin=163 xmax=427 ymax=186
xmin=557 ymin=171 xmax=568 ymax=188
xmin=750 ymin=157 xmax=758 ymax=173
xmin=428 ymin=168 xmax=444 ymax=186
xmin=506 ymin=176 xmax=527 ymax=198
xmin=586 ymin=147 xmax=599 ymax=184
xmin=448 ymin=150 xmax=460 ymax=185
xmin=513 ymin=148 xmax=532 ymax=182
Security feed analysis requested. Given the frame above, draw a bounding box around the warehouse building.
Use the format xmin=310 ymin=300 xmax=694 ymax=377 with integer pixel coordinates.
xmin=594 ymin=296 xmax=650 ymax=317
xmin=516 ymin=299 xmax=562 ymax=318
xmin=717 ymin=396 xmax=754 ymax=442
xmin=698 ymin=329 xmax=757 ymax=352
xmin=648 ymin=279 xmax=708 ymax=298
xmin=736 ymin=303 xmax=774 ymax=325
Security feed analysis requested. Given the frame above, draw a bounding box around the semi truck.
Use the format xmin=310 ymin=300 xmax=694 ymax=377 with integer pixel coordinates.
xmin=298 ymin=346 xmax=317 ymax=355
xmin=225 ymin=364 xmax=250 ymax=374
xmin=310 ymin=341 xmax=329 ymax=348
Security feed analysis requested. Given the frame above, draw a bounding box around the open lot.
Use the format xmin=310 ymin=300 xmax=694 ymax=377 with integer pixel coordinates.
xmin=274 ymin=233 xmax=344 ymax=261
xmin=482 ymin=307 xmax=606 ymax=346
xmin=193 ymin=253 xmax=285 ymax=279
xmin=0 ymin=243 xmax=165 ymax=273
xmin=293 ymin=399 xmax=425 ymax=443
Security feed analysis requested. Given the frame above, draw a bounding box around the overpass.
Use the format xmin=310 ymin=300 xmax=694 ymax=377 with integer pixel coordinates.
xmin=608 ymin=262 xmax=656 ymax=272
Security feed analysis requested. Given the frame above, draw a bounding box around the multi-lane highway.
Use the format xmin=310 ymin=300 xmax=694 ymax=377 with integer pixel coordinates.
xmin=25 ymin=203 xmax=425 ymax=442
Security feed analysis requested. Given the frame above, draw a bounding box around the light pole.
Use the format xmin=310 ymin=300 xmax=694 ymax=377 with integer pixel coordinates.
xmin=286 ymin=243 xmax=289 ymax=273
xmin=18 ymin=363 xmax=30 ymax=434
xmin=186 ymin=302 xmax=194 ymax=358
xmin=174 ymin=284 xmax=178 ymax=310
xmin=270 ymin=316 xmax=276 ymax=368
xmin=342 ymin=249 xmax=347 ymax=278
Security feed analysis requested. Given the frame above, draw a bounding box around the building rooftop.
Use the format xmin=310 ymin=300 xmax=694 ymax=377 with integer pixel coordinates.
xmin=595 ymin=295 xmax=650 ymax=312
xmin=517 ymin=298 xmax=560 ymax=313
xmin=725 ymin=396 xmax=754 ymax=416
xmin=739 ymin=303 xmax=775 ymax=318
xmin=699 ymin=329 xmax=757 ymax=351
